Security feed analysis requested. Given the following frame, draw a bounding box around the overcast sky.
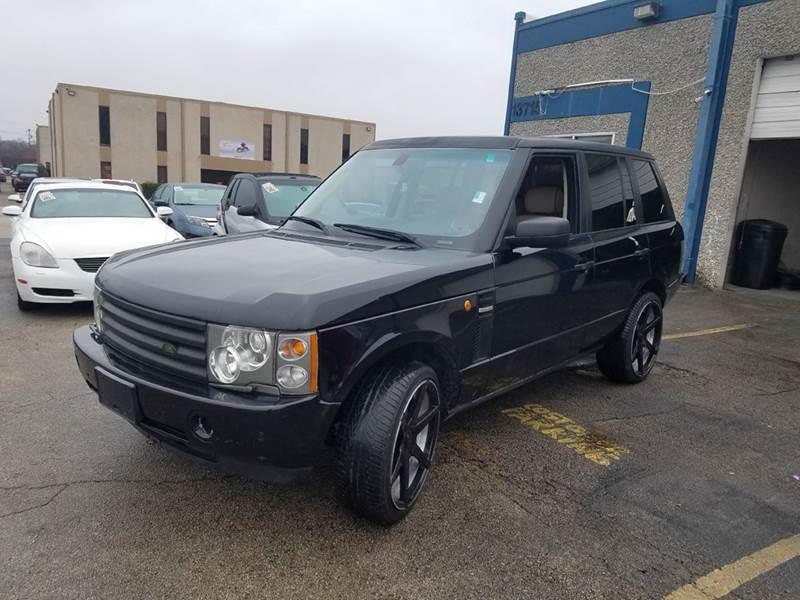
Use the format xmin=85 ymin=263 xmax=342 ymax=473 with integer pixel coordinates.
xmin=0 ymin=0 xmax=593 ymax=142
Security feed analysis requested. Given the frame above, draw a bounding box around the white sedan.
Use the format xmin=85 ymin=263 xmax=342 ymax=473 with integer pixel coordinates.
xmin=3 ymin=181 xmax=183 ymax=310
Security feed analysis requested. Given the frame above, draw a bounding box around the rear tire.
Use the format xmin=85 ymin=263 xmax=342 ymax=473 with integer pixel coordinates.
xmin=597 ymin=292 xmax=663 ymax=384
xmin=335 ymin=361 xmax=441 ymax=525
xmin=17 ymin=292 xmax=34 ymax=312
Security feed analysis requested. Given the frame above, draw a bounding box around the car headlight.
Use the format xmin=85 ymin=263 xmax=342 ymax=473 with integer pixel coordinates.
xmin=93 ymin=287 xmax=103 ymax=332
xmin=187 ymin=216 xmax=211 ymax=228
xmin=20 ymin=241 xmax=58 ymax=268
xmin=206 ymin=325 xmax=317 ymax=394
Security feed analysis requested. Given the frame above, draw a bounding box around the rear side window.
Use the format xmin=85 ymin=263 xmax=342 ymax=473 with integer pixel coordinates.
xmin=586 ymin=153 xmax=625 ymax=231
xmin=620 ymin=160 xmax=637 ymax=225
xmin=632 ymin=160 xmax=673 ymax=222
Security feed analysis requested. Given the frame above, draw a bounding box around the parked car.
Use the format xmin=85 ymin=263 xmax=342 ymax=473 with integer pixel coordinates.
xmin=150 ymin=183 xmax=225 ymax=238
xmin=3 ymin=181 xmax=182 ymax=311
xmin=218 ymin=173 xmax=320 ymax=234
xmin=74 ymin=137 xmax=682 ymax=523
xmin=13 ymin=163 xmax=49 ymax=192
xmin=93 ymin=179 xmax=143 ymax=195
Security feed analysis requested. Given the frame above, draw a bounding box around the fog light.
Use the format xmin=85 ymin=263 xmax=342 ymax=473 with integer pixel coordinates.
xmin=276 ymin=365 xmax=308 ymax=389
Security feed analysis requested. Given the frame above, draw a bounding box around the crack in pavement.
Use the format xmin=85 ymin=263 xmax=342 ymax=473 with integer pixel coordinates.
xmin=0 ymin=474 xmax=239 ymax=519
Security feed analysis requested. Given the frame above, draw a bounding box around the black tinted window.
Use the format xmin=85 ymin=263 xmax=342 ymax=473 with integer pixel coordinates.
xmin=586 ymin=154 xmax=624 ymax=231
xmin=632 ymin=160 xmax=672 ymax=222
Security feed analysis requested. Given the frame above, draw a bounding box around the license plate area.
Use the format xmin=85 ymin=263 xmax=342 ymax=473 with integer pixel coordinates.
xmin=95 ymin=367 xmax=140 ymax=423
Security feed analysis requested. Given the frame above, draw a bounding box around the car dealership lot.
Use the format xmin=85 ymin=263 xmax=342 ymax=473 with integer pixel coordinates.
xmin=1 ymin=190 xmax=798 ymax=599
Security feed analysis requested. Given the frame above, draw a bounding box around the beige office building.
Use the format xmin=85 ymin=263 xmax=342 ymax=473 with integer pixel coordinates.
xmin=45 ymin=83 xmax=376 ymax=184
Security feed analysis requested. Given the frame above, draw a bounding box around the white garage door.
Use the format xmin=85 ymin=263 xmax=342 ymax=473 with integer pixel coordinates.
xmin=751 ymin=55 xmax=800 ymax=140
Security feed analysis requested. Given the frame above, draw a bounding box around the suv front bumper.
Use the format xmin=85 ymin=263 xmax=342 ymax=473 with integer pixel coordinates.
xmin=73 ymin=325 xmax=339 ymax=481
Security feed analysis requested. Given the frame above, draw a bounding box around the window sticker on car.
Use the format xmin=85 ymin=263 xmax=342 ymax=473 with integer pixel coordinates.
xmin=39 ymin=191 xmax=55 ymax=202
xmin=175 ymin=186 xmax=183 ymax=192
xmin=263 ymin=182 xmax=279 ymax=194
xmin=472 ymin=191 xmax=487 ymax=204
xmin=486 ymin=153 xmax=495 ymax=163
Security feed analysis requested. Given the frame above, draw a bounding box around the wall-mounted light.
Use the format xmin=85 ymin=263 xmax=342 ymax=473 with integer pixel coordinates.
xmin=633 ymin=2 xmax=660 ymax=21
xmin=66 ymin=88 xmax=77 ymax=97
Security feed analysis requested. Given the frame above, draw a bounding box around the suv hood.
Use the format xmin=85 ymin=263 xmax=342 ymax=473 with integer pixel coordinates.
xmin=97 ymin=232 xmax=493 ymax=330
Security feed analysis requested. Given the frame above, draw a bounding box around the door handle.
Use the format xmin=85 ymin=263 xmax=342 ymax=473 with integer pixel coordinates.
xmin=574 ymin=260 xmax=595 ymax=272
xmin=634 ymin=248 xmax=651 ymax=258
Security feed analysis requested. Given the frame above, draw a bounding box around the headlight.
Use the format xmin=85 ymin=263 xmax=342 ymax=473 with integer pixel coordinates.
xmin=206 ymin=325 xmax=317 ymax=394
xmin=93 ymin=287 xmax=103 ymax=332
xmin=187 ymin=216 xmax=211 ymax=228
xmin=20 ymin=241 xmax=58 ymax=268
xmin=207 ymin=324 xmax=274 ymax=385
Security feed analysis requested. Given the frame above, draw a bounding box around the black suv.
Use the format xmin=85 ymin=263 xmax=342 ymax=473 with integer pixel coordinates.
xmin=219 ymin=172 xmax=320 ymax=234
xmin=74 ymin=137 xmax=682 ymax=524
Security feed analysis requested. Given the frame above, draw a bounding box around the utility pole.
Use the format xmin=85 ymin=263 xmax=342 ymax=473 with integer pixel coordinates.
xmin=27 ymin=128 xmax=33 ymax=145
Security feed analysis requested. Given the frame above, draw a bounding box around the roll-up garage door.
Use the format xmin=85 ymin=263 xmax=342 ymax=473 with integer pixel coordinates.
xmin=751 ymin=55 xmax=800 ymax=140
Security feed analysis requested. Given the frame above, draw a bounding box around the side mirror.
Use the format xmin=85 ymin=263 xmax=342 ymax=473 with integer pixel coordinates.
xmin=8 ymin=193 xmax=21 ymax=203
xmin=156 ymin=206 xmax=174 ymax=217
xmin=236 ymin=204 xmax=259 ymax=217
xmin=3 ymin=205 xmax=22 ymax=217
xmin=506 ymin=216 xmax=571 ymax=248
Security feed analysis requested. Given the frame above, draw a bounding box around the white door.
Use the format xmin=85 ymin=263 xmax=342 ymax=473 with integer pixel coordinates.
xmin=751 ymin=55 xmax=800 ymax=140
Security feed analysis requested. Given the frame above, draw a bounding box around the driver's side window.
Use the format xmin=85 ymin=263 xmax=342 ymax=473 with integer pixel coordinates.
xmin=514 ymin=154 xmax=578 ymax=231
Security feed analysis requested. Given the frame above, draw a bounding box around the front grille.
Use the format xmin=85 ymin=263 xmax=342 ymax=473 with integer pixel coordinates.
xmin=98 ymin=292 xmax=207 ymax=383
xmin=75 ymin=257 xmax=109 ymax=273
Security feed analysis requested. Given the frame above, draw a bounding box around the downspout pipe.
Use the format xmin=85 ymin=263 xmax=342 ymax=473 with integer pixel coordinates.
xmin=504 ymin=12 xmax=526 ymax=135
xmin=681 ymin=0 xmax=738 ymax=282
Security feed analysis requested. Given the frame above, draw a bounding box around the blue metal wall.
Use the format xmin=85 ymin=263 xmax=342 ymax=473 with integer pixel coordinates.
xmin=504 ymin=0 xmax=773 ymax=281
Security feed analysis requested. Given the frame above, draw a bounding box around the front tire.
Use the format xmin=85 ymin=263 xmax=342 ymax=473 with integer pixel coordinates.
xmin=335 ymin=361 xmax=441 ymax=524
xmin=597 ymin=292 xmax=663 ymax=383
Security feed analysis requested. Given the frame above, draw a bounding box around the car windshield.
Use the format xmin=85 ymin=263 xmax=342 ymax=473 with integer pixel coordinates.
xmin=260 ymin=180 xmax=318 ymax=219
xmin=30 ymin=188 xmax=154 ymax=218
xmin=291 ymin=148 xmax=512 ymax=248
xmin=174 ymin=185 xmax=225 ymax=205
xmin=17 ymin=164 xmax=38 ymax=174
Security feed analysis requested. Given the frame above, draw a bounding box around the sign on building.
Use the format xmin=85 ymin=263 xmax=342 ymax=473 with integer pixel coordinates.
xmin=219 ymin=139 xmax=256 ymax=160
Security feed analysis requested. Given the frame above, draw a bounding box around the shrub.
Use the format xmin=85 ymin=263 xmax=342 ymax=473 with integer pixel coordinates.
xmin=140 ymin=181 xmax=159 ymax=199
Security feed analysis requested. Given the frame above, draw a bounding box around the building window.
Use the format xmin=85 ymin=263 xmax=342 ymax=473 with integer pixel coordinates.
xmin=200 ymin=116 xmax=210 ymax=155
xmin=157 ymin=111 xmax=167 ymax=151
xmin=545 ymin=132 xmax=615 ymax=145
xmin=100 ymin=161 xmax=112 ymax=179
xmin=342 ymin=133 xmax=351 ymax=162
xmin=157 ymin=165 xmax=168 ymax=183
xmin=263 ymin=124 xmax=272 ymax=161
xmin=300 ymin=128 xmax=309 ymax=165
xmin=98 ymin=105 xmax=111 ymax=146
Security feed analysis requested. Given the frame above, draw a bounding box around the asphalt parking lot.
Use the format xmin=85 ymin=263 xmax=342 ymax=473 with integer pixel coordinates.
xmin=1 ymin=184 xmax=798 ymax=599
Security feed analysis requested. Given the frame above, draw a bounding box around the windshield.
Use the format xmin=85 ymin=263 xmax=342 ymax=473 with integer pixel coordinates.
xmin=17 ymin=164 xmax=38 ymax=174
xmin=260 ymin=181 xmax=318 ymax=219
xmin=30 ymin=188 xmax=154 ymax=219
xmin=292 ymin=148 xmax=512 ymax=248
xmin=174 ymin=185 xmax=225 ymax=205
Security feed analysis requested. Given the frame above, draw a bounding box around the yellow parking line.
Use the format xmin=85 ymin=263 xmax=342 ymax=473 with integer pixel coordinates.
xmin=664 ymin=533 xmax=800 ymax=599
xmin=502 ymin=404 xmax=629 ymax=466
xmin=663 ymin=323 xmax=755 ymax=340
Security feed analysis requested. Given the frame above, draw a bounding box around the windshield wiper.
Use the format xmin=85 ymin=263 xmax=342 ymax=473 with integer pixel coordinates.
xmin=283 ymin=215 xmax=329 ymax=234
xmin=333 ymin=223 xmax=421 ymax=247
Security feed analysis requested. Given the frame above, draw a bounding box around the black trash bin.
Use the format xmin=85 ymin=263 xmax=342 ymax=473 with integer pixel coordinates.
xmin=731 ymin=219 xmax=788 ymax=289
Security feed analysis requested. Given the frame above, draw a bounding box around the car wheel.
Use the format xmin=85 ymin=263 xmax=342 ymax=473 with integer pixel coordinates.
xmin=597 ymin=291 xmax=663 ymax=384
xmin=17 ymin=292 xmax=34 ymax=312
xmin=335 ymin=361 xmax=441 ymax=524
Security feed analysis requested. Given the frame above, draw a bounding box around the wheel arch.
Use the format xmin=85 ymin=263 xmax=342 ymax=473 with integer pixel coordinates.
xmin=326 ymin=331 xmax=461 ymax=439
xmin=636 ymin=278 xmax=666 ymax=306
